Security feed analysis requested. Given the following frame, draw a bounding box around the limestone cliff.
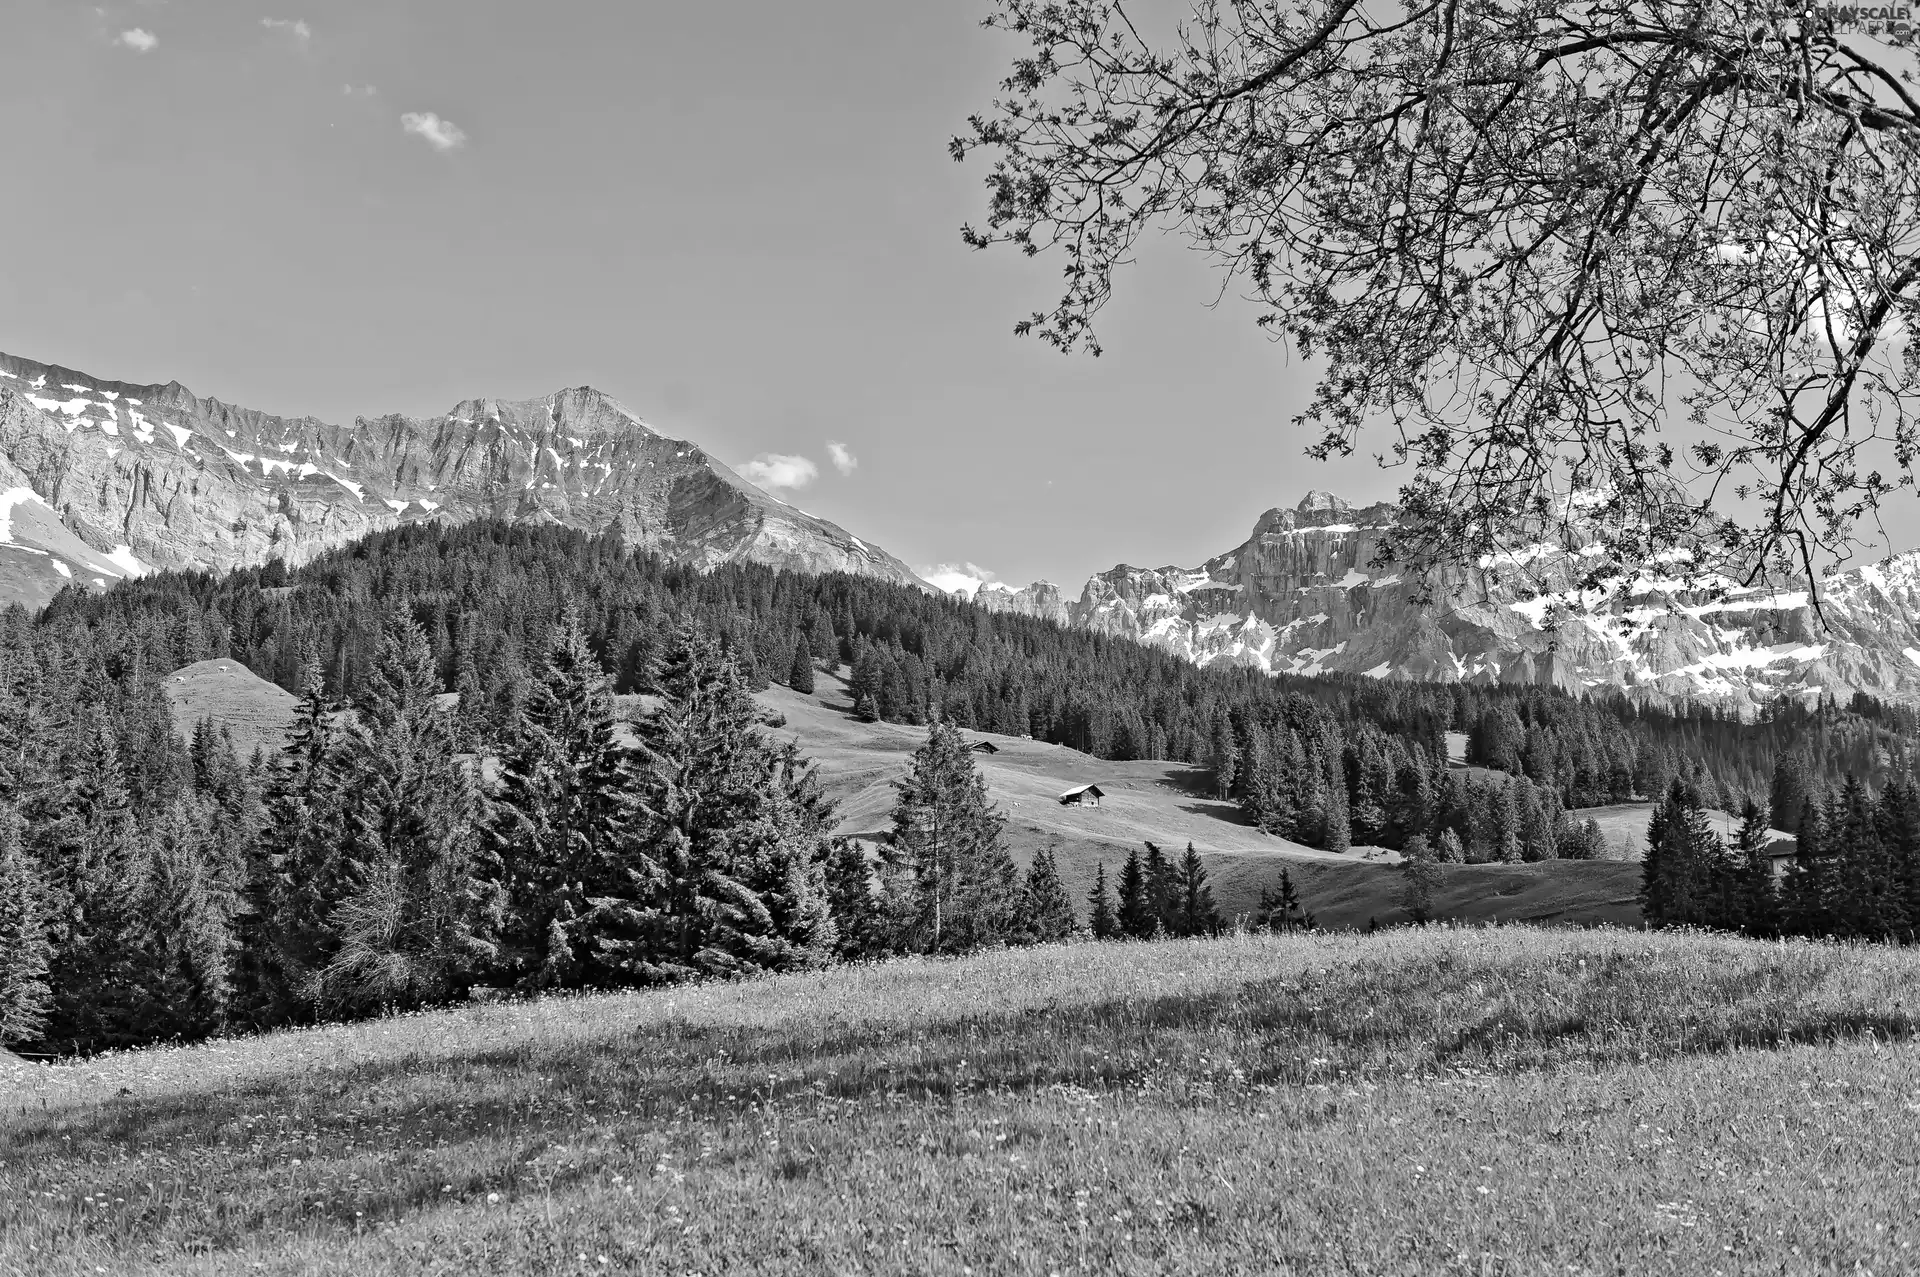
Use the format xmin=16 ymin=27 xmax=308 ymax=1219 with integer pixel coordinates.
xmin=975 ymin=491 xmax=1920 ymax=709
xmin=0 ymin=352 xmax=922 ymax=610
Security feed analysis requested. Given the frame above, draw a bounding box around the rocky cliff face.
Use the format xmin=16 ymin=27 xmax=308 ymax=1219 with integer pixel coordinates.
xmin=0 ymin=352 xmax=922 ymax=611
xmin=976 ymin=491 xmax=1920 ymax=709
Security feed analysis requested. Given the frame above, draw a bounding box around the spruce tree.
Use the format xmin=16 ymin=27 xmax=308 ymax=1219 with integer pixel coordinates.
xmin=1398 ymin=832 xmax=1441 ymax=924
xmin=1143 ymin=841 xmax=1179 ymax=934
xmin=250 ymin=673 xmax=348 ymax=1019
xmin=1086 ymin=862 xmax=1118 ymax=939
xmin=0 ymin=805 xmax=53 ymax=1047
xmin=320 ymin=612 xmax=495 ymax=1013
xmin=40 ymin=711 xmax=146 ymax=1053
xmin=1731 ymin=798 xmax=1777 ymax=935
xmin=128 ymin=796 xmax=235 ymax=1043
xmin=888 ymin=720 xmax=1020 ymax=953
xmin=1435 ymin=827 xmax=1466 ymax=864
xmin=788 ymin=637 xmax=817 ymax=695
xmin=1257 ymin=868 xmax=1315 ymax=932
xmin=1116 ymin=847 xmax=1152 ymax=939
xmin=1175 ymin=842 xmax=1220 ymax=937
xmin=1021 ymin=843 xmax=1077 ymax=942
xmin=490 ymin=608 xmax=637 ymax=991
xmin=620 ymin=627 xmax=838 ymax=979
xmin=823 ymin=838 xmax=889 ymax=958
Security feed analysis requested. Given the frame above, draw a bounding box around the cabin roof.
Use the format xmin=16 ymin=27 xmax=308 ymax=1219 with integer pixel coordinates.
xmin=1058 ymin=783 xmax=1105 ymax=801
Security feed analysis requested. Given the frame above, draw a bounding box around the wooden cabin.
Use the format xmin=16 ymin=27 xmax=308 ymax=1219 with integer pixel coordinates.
xmin=1057 ymin=783 xmax=1105 ymax=808
xmin=969 ymin=740 xmax=1000 ymax=755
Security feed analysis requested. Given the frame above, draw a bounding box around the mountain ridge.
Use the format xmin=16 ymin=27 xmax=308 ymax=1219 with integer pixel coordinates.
xmin=969 ymin=490 xmax=1920 ymax=709
xmin=0 ymin=350 xmax=924 ymax=609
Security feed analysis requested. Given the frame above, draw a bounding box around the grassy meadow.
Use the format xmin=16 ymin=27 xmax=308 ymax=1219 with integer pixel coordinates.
xmin=5 ymin=926 xmax=1920 ymax=1275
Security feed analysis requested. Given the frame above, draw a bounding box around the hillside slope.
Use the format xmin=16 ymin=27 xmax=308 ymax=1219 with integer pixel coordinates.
xmin=0 ymin=351 xmax=922 ymax=612
xmin=6 ymin=930 xmax=1917 ymax=1274
xmin=162 ymin=658 xmax=1640 ymax=929
xmin=758 ymin=671 xmax=1643 ymax=928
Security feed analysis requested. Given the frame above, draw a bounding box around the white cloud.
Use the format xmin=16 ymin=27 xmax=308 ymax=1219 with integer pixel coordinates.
xmin=919 ymin=562 xmax=1002 ymax=599
xmin=401 ymin=111 xmax=467 ymax=153
xmin=116 ymin=28 xmax=158 ymax=53
xmin=826 ymin=440 xmax=858 ymax=476
xmin=261 ymin=17 xmax=312 ymax=40
xmin=740 ymin=453 xmax=819 ymax=492
xmin=341 ymin=83 xmax=378 ymax=97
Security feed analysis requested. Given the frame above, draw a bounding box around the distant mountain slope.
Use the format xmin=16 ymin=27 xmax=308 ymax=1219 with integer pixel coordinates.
xmin=976 ymin=490 xmax=1920 ymax=710
xmin=0 ymin=350 xmax=922 ymax=610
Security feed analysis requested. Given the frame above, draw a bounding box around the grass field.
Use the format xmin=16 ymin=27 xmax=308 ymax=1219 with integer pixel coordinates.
xmin=4 ymin=926 xmax=1917 ymax=1275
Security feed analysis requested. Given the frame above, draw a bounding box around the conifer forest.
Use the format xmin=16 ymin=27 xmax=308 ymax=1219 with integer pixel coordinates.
xmin=5 ymin=522 xmax=1920 ymax=1057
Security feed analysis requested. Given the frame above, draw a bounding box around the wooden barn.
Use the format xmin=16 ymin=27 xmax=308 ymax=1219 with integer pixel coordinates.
xmin=1057 ymin=783 xmax=1105 ymax=808
xmin=969 ymin=740 xmax=1000 ymax=755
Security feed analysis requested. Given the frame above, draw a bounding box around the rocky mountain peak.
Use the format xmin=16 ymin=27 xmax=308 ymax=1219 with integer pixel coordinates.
xmin=974 ymin=490 xmax=1920 ymax=710
xmin=0 ymin=350 xmax=925 ymax=610
xmin=1296 ymin=489 xmax=1351 ymax=517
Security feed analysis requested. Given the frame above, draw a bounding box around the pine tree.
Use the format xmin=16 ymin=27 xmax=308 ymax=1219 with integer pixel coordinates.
xmin=490 ymin=608 xmax=637 ymax=992
xmin=1021 ymin=843 xmax=1077 ymax=942
xmin=1435 ymin=827 xmax=1466 ymax=864
xmin=1174 ymin=842 xmax=1220 ymax=937
xmin=1257 ymin=868 xmax=1315 ymax=932
xmin=248 ymin=673 xmax=347 ymax=1020
xmin=619 ymin=627 xmax=840 ymax=979
xmin=1116 ymin=848 xmax=1152 ymax=939
xmin=1398 ymin=832 xmax=1442 ymax=924
xmin=823 ymin=838 xmax=889 ymax=958
xmin=320 ymin=611 xmax=495 ymax=1013
xmin=888 ymin=720 xmax=1020 ymax=953
xmin=1209 ymin=716 xmax=1239 ymax=800
xmin=40 ymin=711 xmax=147 ymax=1054
xmin=127 ymin=796 xmax=235 ymax=1043
xmin=0 ymin=804 xmax=53 ymax=1047
xmin=788 ymin=636 xmax=817 ymax=695
xmin=1731 ymin=797 xmax=1777 ymax=935
xmin=1143 ymin=841 xmax=1180 ymax=934
xmin=1086 ymin=862 xmax=1118 ymax=940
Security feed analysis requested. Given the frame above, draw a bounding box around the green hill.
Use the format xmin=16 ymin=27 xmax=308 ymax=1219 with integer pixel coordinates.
xmin=4 ymin=927 xmax=1915 ymax=1274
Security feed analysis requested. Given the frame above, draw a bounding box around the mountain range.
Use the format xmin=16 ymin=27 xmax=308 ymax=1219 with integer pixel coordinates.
xmin=971 ymin=492 xmax=1920 ymax=711
xmin=0 ymin=350 xmax=920 ymax=612
xmin=8 ymin=349 xmax=1920 ymax=708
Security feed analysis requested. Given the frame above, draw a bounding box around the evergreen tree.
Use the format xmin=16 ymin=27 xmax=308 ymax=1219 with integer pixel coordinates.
xmin=1731 ymin=797 xmax=1777 ymax=935
xmin=1398 ymin=832 xmax=1441 ymax=924
xmin=1020 ymin=843 xmax=1077 ymax=942
xmin=40 ymin=711 xmax=147 ymax=1054
xmin=0 ymin=805 xmax=53 ymax=1047
xmin=1256 ymin=868 xmax=1315 ymax=932
xmin=788 ymin=636 xmax=817 ymax=695
xmin=490 ymin=608 xmax=637 ymax=992
xmin=248 ymin=673 xmax=347 ymax=1020
xmin=621 ymin=627 xmax=831 ymax=979
xmin=127 ymin=796 xmax=235 ymax=1043
xmin=1142 ymin=841 xmax=1180 ymax=934
xmin=1086 ymin=861 xmax=1118 ymax=940
xmin=1116 ymin=848 xmax=1152 ymax=939
xmin=1209 ymin=716 xmax=1238 ymax=799
xmin=1174 ymin=842 xmax=1220 ymax=937
xmin=320 ymin=612 xmax=495 ymax=1013
xmin=823 ymin=838 xmax=889 ymax=958
xmin=888 ymin=720 xmax=1020 ymax=953
xmin=1435 ymin=827 xmax=1466 ymax=864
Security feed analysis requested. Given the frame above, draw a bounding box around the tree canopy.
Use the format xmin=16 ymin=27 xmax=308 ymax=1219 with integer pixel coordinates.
xmin=957 ymin=1 xmax=1920 ymax=593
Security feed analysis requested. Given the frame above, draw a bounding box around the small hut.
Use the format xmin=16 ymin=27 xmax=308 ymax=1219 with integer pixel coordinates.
xmin=969 ymin=740 xmax=1000 ymax=755
xmin=1057 ymin=783 xmax=1105 ymax=808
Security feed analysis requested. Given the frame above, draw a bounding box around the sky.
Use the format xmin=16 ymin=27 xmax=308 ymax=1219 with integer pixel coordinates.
xmin=3 ymin=0 xmax=1790 ymax=596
